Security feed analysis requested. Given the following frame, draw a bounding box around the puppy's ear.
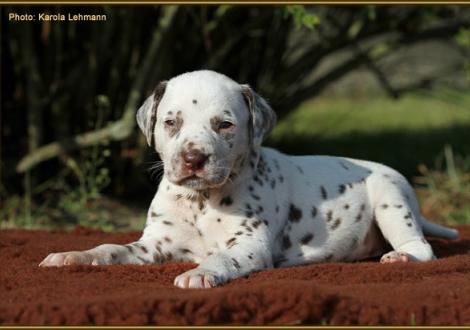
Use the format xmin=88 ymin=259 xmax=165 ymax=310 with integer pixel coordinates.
xmin=241 ymin=84 xmax=277 ymax=149
xmin=136 ymin=81 xmax=168 ymax=147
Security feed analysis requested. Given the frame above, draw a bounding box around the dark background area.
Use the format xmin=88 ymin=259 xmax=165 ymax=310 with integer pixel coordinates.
xmin=1 ymin=5 xmax=469 ymax=229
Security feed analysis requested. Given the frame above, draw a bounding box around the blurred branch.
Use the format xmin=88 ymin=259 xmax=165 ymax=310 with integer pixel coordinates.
xmin=16 ymin=6 xmax=179 ymax=173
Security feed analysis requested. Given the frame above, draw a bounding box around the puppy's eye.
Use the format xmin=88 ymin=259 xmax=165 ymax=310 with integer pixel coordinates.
xmin=164 ymin=119 xmax=175 ymax=127
xmin=219 ymin=121 xmax=234 ymax=130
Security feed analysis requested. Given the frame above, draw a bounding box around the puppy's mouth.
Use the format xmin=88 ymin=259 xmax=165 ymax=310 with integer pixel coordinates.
xmin=174 ymin=171 xmax=228 ymax=190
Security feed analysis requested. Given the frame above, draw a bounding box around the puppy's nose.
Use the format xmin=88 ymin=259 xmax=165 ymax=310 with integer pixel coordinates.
xmin=182 ymin=149 xmax=209 ymax=171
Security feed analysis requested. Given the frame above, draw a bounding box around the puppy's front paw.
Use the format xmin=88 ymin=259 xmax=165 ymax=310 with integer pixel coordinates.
xmin=39 ymin=251 xmax=95 ymax=267
xmin=380 ymin=251 xmax=411 ymax=264
xmin=174 ymin=268 xmax=222 ymax=289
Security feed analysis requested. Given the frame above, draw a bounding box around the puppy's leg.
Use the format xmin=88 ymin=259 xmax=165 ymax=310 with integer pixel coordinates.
xmin=39 ymin=218 xmax=202 ymax=267
xmin=39 ymin=239 xmax=164 ymax=267
xmin=174 ymin=228 xmax=272 ymax=289
xmin=374 ymin=196 xmax=434 ymax=263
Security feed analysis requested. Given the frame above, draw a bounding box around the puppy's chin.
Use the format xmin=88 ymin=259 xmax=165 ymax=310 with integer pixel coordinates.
xmin=173 ymin=172 xmax=229 ymax=191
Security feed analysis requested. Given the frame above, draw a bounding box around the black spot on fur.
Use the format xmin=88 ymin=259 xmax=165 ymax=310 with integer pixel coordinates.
xmin=360 ymin=204 xmax=366 ymax=211
xmin=180 ymin=248 xmax=192 ymax=254
xmin=344 ymin=204 xmax=350 ymax=210
xmin=274 ymin=257 xmax=288 ymax=267
xmin=275 ymin=205 xmax=280 ymax=213
xmin=331 ymin=218 xmax=342 ymax=230
xmin=407 ymin=222 xmax=413 ymax=227
xmin=235 ymin=231 xmax=243 ymax=236
xmin=164 ymin=236 xmax=172 ymax=243
xmin=192 ymin=99 xmax=197 ymax=104
xmin=347 ymin=183 xmax=353 ymax=189
xmin=320 ymin=186 xmax=328 ymax=200
xmin=250 ymin=193 xmax=261 ymax=201
xmin=296 ymin=165 xmax=304 ymax=174
xmin=252 ymin=220 xmax=262 ymax=228
xmin=220 ymin=196 xmax=233 ymax=206
xmin=289 ymin=204 xmax=302 ymax=222
xmin=226 ymin=237 xmax=237 ymax=248
xmin=326 ymin=210 xmax=333 ymax=222
xmin=163 ymin=221 xmax=173 ymax=225
xmin=339 ymin=162 xmax=349 ymax=170
xmin=232 ymin=258 xmax=241 ymax=270
xmin=111 ymin=253 xmax=117 ymax=260
xmin=140 ymin=245 xmax=148 ymax=253
xmin=151 ymin=212 xmax=162 ymax=217
xmin=395 ymin=204 xmax=403 ymax=209
xmin=253 ymin=175 xmax=264 ymax=186
xmin=381 ymin=204 xmax=389 ymax=209
xmin=355 ymin=213 xmax=362 ymax=222
xmin=338 ymin=184 xmax=346 ymax=194
xmin=300 ymin=233 xmax=314 ymax=245
xmin=217 ymin=218 xmax=221 ymax=222
xmin=137 ymin=256 xmax=148 ymax=264
xmin=245 ymin=210 xmax=254 ymax=218
xmin=263 ymin=219 xmax=269 ymax=226
xmin=404 ymin=211 xmax=412 ymax=219
xmin=311 ymin=206 xmax=317 ymax=218
xmin=279 ymin=175 xmax=284 ymax=183
xmin=282 ymin=235 xmax=292 ymax=250
xmin=125 ymin=245 xmax=133 ymax=252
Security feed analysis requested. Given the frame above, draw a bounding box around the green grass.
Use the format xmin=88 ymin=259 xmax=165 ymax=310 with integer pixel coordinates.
xmin=271 ymin=91 xmax=470 ymax=140
xmin=268 ymin=90 xmax=470 ymax=179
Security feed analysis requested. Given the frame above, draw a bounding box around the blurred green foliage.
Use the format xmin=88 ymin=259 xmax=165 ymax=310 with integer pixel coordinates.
xmin=284 ymin=5 xmax=320 ymax=30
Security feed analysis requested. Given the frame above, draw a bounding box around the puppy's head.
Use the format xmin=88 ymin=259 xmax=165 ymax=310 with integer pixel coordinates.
xmin=137 ymin=70 xmax=276 ymax=190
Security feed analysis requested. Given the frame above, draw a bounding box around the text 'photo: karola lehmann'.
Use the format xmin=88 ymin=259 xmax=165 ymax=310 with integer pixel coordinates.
xmin=8 ymin=12 xmax=107 ymax=22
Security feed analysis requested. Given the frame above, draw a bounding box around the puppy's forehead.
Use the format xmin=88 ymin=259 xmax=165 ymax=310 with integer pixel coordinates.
xmin=159 ymin=71 xmax=246 ymax=115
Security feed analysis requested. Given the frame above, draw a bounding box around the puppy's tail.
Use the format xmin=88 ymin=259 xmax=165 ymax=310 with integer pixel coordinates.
xmin=420 ymin=216 xmax=459 ymax=240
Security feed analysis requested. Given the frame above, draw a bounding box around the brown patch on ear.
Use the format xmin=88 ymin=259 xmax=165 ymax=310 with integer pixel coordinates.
xmin=240 ymin=84 xmax=276 ymax=149
xmin=148 ymin=81 xmax=168 ymax=147
xmin=241 ymin=86 xmax=254 ymax=145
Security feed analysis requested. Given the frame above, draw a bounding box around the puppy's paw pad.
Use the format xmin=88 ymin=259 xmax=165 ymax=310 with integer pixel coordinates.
xmin=174 ymin=268 xmax=221 ymax=289
xmin=380 ymin=251 xmax=410 ymax=264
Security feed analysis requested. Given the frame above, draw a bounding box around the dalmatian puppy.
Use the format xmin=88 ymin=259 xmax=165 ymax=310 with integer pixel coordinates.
xmin=40 ymin=70 xmax=459 ymax=289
